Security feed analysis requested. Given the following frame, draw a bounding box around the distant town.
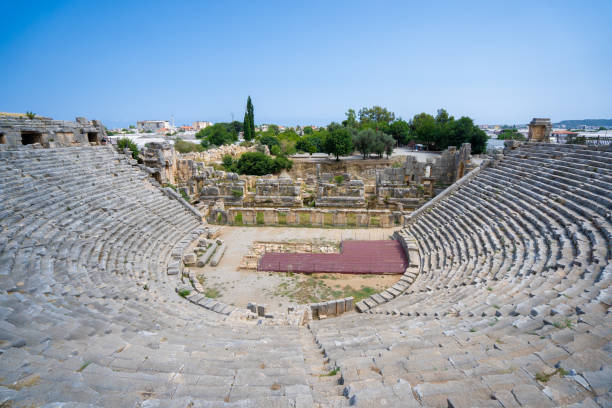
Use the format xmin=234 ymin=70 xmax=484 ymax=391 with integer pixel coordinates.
xmin=106 ymin=117 xmax=612 ymax=151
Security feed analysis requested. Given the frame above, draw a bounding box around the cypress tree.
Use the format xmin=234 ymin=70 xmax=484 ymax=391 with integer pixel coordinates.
xmin=243 ymin=111 xmax=251 ymax=141
xmin=247 ymin=96 xmax=255 ymax=137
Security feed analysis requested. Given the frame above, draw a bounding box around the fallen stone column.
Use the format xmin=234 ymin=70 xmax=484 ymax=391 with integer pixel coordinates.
xmin=210 ymin=243 xmax=226 ymax=266
xmin=196 ymin=242 xmax=218 ymax=267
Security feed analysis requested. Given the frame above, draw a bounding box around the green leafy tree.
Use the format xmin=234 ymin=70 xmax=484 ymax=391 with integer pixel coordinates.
xmin=198 ymin=123 xmax=235 ymax=146
xmin=342 ymin=109 xmax=358 ymax=128
xmin=380 ymin=132 xmax=395 ymax=158
xmin=259 ymin=134 xmax=280 ymax=150
xmin=303 ymin=126 xmax=314 ymax=135
xmin=435 ymin=108 xmax=452 ymax=125
xmin=389 ymin=119 xmax=410 ymax=145
xmin=497 ymin=128 xmax=525 ymax=141
xmin=410 ymin=113 xmax=436 ymax=148
xmin=358 ymin=106 xmax=395 ymax=126
xmin=354 ymin=128 xmax=376 ymax=159
xmin=324 ymin=127 xmax=354 ymax=160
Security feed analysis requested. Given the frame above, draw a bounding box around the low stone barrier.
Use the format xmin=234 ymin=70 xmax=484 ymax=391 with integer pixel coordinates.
xmin=310 ymin=297 xmax=354 ymax=319
xmin=216 ymin=207 xmax=402 ymax=228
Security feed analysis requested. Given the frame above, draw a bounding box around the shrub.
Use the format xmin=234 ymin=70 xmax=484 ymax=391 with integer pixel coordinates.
xmin=117 ymin=138 xmax=139 ymax=160
xmin=270 ymin=145 xmax=281 ymax=156
xmin=222 ymin=155 xmax=235 ymax=171
xmin=178 ymin=289 xmax=190 ymax=297
xmin=179 ymin=189 xmax=190 ymax=201
xmin=231 ymin=189 xmax=243 ymax=198
xmin=234 ymin=152 xmax=292 ymax=175
xmin=174 ymin=138 xmax=205 ymax=153
xmin=259 ymin=134 xmax=280 ymax=149
xmin=334 ymin=175 xmax=344 ymax=184
xmin=256 ymin=211 xmax=265 ymax=225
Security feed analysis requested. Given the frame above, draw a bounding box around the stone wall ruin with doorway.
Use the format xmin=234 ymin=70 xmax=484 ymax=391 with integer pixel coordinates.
xmin=0 ymin=115 xmax=107 ymax=148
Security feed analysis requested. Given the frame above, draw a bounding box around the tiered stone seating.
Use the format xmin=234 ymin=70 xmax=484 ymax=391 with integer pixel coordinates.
xmin=0 ymin=147 xmax=320 ymax=407
xmin=310 ymin=143 xmax=611 ymax=407
xmin=1 ymin=143 xmax=610 ymax=407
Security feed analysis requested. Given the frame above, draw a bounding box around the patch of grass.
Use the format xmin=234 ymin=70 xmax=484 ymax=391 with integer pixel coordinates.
xmin=487 ymin=286 xmax=492 ymax=291
xmin=77 ymin=361 xmax=92 ymax=372
xmin=256 ymin=211 xmax=265 ymax=225
xmin=178 ymin=289 xmax=191 ymax=298
xmin=469 ymin=328 xmax=476 ymax=333
xmin=321 ymin=367 xmax=340 ymax=376
xmin=299 ymin=212 xmax=311 ymax=226
xmin=204 ymin=287 xmax=221 ymax=299
xmin=553 ymin=318 xmax=573 ymax=329
xmin=234 ymin=212 xmax=243 ymax=225
xmin=535 ymin=367 xmax=569 ymax=383
xmin=343 ymin=285 xmax=376 ymax=303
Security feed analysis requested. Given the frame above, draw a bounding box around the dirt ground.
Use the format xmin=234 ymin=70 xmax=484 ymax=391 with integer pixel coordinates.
xmin=188 ymin=226 xmax=403 ymax=313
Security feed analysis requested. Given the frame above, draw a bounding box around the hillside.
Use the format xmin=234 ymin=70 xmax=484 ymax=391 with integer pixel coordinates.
xmin=554 ymin=118 xmax=612 ymax=128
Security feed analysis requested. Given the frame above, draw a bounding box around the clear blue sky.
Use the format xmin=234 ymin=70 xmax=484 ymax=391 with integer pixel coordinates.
xmin=1 ymin=0 xmax=611 ymax=128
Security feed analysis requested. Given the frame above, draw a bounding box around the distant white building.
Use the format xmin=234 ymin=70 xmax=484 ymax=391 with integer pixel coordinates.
xmin=137 ymin=120 xmax=170 ymax=132
xmin=193 ymin=121 xmax=213 ymax=130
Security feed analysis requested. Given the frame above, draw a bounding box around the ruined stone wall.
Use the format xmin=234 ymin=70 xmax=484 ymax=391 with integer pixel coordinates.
xmin=140 ymin=142 xmax=177 ymax=185
xmin=373 ymin=144 xmax=472 ymax=208
xmin=288 ymin=158 xmax=404 ymax=184
xmin=528 ymin=118 xmax=552 ymax=142
xmin=254 ymin=177 xmax=302 ymax=207
xmin=200 ymin=171 xmax=246 ymax=206
xmin=181 ymin=144 xmax=257 ymax=162
xmin=430 ymin=143 xmax=472 ymax=184
xmin=0 ymin=116 xmax=107 ymax=148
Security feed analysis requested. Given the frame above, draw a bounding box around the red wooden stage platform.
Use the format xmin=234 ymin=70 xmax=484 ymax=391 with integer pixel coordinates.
xmin=257 ymin=240 xmax=407 ymax=274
